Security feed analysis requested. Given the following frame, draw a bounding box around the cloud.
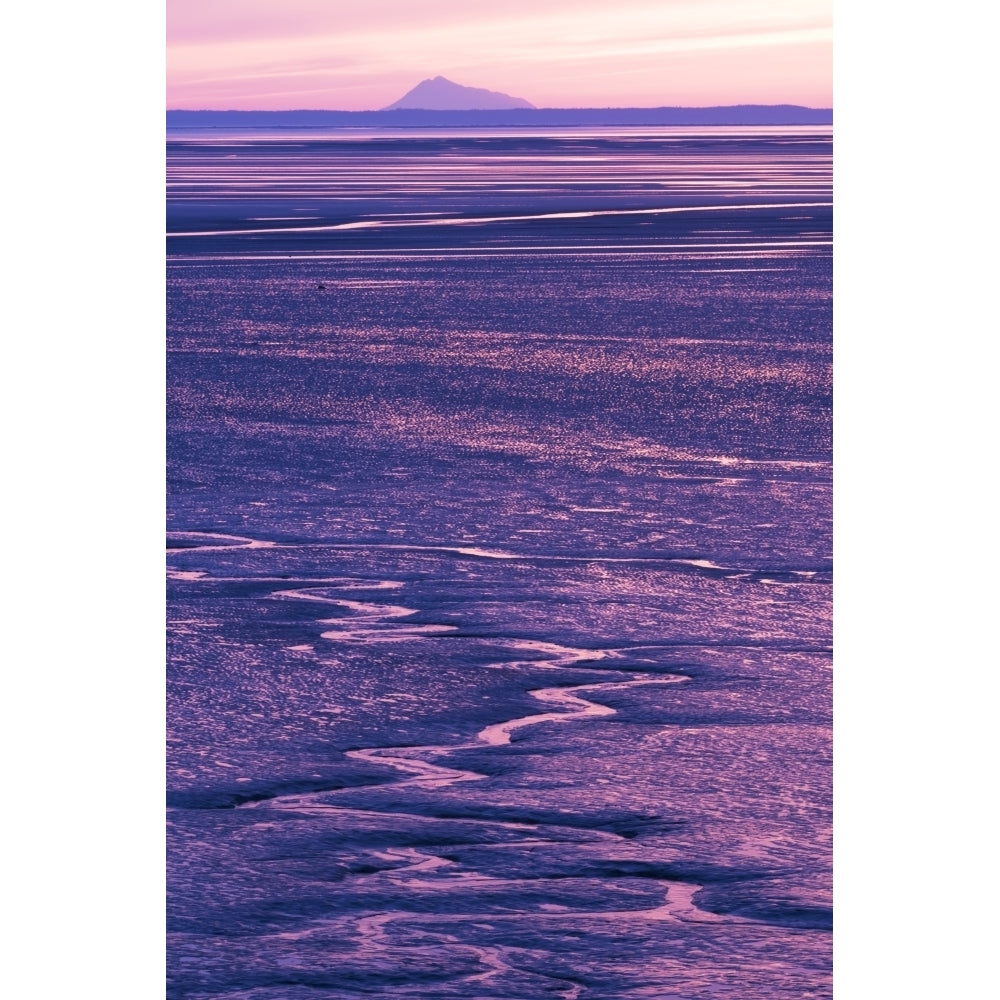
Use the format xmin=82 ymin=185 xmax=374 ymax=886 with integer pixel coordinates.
xmin=167 ymin=0 xmax=832 ymax=109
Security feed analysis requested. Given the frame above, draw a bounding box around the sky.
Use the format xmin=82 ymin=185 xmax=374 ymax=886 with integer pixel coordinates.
xmin=167 ymin=0 xmax=832 ymax=110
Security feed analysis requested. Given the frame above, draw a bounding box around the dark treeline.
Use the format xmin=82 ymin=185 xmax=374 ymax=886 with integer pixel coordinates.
xmin=166 ymin=105 xmax=832 ymax=128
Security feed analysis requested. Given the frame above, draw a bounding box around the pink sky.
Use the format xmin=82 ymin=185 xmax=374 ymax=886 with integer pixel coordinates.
xmin=167 ymin=0 xmax=832 ymax=110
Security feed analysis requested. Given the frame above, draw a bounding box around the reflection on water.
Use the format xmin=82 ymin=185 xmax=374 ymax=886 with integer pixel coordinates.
xmin=167 ymin=126 xmax=831 ymax=257
xmin=167 ymin=127 xmax=831 ymax=998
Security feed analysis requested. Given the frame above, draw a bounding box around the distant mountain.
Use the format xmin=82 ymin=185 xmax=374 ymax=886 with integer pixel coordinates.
xmin=383 ymin=76 xmax=535 ymax=111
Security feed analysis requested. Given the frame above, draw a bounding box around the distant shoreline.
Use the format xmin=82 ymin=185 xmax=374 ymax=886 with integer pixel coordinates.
xmin=166 ymin=106 xmax=831 ymax=128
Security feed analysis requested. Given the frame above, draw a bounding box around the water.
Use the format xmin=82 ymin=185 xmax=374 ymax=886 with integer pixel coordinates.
xmin=167 ymin=126 xmax=832 ymax=998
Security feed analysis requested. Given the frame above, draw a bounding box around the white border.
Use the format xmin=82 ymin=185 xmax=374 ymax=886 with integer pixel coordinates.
xmin=4 ymin=1 xmax=164 ymax=993
xmin=835 ymin=1 xmax=996 ymax=995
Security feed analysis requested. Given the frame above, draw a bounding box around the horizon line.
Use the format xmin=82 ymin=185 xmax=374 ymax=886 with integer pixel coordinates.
xmin=167 ymin=103 xmax=832 ymax=113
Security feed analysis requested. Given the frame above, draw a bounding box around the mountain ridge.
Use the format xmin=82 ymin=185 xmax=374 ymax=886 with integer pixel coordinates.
xmin=383 ymin=76 xmax=535 ymax=111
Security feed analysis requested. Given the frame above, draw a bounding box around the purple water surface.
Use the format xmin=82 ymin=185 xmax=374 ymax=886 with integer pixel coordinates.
xmin=167 ymin=126 xmax=831 ymax=999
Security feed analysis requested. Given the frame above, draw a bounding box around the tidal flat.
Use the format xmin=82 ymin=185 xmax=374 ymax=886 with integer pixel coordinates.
xmin=167 ymin=126 xmax=832 ymax=998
